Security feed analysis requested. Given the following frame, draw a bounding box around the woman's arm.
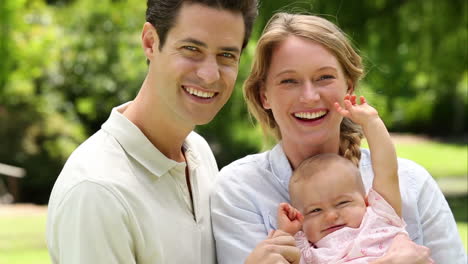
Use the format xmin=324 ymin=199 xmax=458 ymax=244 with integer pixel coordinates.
xmin=415 ymin=166 xmax=467 ymax=263
xmin=245 ymin=230 xmax=300 ymax=264
xmin=369 ymin=234 xmax=433 ymax=264
xmin=211 ymin=166 xmax=300 ymax=264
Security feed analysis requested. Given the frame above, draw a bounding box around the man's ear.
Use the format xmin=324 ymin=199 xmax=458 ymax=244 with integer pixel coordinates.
xmin=259 ymin=82 xmax=271 ymax=110
xmin=141 ymin=22 xmax=160 ymax=60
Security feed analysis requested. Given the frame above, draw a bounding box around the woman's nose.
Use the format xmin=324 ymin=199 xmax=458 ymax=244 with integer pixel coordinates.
xmin=299 ymin=81 xmax=320 ymax=103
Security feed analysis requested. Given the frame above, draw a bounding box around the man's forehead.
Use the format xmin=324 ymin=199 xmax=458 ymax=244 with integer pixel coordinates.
xmin=167 ymin=3 xmax=245 ymax=49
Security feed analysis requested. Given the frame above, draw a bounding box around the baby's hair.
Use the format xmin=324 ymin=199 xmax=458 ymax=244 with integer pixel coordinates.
xmin=289 ymin=153 xmax=365 ymax=208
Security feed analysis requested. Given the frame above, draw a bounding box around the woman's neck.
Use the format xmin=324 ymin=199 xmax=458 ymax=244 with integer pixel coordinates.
xmin=281 ymin=135 xmax=341 ymax=170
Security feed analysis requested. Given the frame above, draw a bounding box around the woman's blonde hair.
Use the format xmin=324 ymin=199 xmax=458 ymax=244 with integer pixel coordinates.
xmin=243 ymin=12 xmax=364 ymax=165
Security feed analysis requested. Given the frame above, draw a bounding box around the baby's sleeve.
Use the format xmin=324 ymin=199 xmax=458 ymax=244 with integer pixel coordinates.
xmin=367 ymin=188 xmax=406 ymax=228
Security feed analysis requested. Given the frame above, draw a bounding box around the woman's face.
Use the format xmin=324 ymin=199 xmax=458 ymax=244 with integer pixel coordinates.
xmin=261 ymin=36 xmax=351 ymax=148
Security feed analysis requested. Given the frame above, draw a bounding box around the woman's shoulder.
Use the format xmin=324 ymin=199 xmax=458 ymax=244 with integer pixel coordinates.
xmin=218 ymin=150 xmax=272 ymax=181
xmin=360 ymin=148 xmax=433 ymax=195
xmin=360 ymin=148 xmax=431 ymax=178
xmin=211 ymin=149 xmax=276 ymax=210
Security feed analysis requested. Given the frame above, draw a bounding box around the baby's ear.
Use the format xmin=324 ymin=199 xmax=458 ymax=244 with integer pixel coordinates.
xmin=364 ymin=196 xmax=369 ymax=207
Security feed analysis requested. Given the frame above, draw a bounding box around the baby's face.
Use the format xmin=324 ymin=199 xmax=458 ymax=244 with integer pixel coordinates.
xmin=293 ymin=165 xmax=367 ymax=244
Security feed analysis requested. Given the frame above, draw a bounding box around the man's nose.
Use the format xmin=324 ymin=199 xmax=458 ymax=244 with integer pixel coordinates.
xmin=197 ymin=57 xmax=220 ymax=84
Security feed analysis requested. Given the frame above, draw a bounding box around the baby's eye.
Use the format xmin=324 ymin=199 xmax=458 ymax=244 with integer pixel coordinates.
xmin=308 ymin=208 xmax=321 ymax=214
xmin=337 ymin=201 xmax=350 ymax=207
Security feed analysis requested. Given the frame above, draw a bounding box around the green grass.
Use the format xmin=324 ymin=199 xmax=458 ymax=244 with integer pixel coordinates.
xmin=0 ymin=215 xmax=51 ymax=264
xmin=362 ymin=139 xmax=467 ymax=179
xmin=394 ymin=142 xmax=467 ymax=179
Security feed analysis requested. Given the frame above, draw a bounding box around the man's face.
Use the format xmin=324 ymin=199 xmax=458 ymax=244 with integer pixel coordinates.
xmin=147 ymin=3 xmax=245 ymax=127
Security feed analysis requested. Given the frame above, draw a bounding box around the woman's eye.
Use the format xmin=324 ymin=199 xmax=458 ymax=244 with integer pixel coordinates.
xmin=317 ymin=75 xmax=335 ymax=81
xmin=280 ymin=79 xmax=297 ymax=84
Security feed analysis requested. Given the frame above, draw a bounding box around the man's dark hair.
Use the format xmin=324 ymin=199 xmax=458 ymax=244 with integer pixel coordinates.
xmin=146 ymin=0 xmax=258 ymax=50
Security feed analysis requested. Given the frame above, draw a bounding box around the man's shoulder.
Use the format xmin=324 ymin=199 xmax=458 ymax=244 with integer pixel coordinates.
xmin=187 ymin=131 xmax=211 ymax=151
xmin=53 ymin=130 xmax=132 ymax=192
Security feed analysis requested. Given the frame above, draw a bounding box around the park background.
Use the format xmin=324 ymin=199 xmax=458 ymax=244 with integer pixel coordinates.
xmin=0 ymin=0 xmax=466 ymax=263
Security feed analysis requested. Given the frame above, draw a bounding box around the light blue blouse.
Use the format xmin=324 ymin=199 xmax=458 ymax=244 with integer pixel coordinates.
xmin=211 ymin=143 xmax=466 ymax=264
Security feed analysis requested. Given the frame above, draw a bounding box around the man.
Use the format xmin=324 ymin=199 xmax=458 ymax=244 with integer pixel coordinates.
xmin=46 ymin=0 xmax=300 ymax=263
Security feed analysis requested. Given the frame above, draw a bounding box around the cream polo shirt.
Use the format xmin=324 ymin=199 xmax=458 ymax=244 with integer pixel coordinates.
xmin=47 ymin=102 xmax=218 ymax=264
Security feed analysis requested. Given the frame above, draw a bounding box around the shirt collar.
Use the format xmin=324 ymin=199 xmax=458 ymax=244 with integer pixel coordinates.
xmin=101 ymin=102 xmax=186 ymax=178
xmin=269 ymin=142 xmax=293 ymax=187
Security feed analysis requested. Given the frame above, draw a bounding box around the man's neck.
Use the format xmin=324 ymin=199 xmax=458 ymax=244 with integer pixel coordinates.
xmin=123 ymin=84 xmax=194 ymax=162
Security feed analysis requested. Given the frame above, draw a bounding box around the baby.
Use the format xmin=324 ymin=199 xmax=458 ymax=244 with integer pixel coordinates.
xmin=278 ymin=95 xmax=408 ymax=263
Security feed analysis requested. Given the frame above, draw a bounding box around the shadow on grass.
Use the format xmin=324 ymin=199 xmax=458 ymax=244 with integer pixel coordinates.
xmin=447 ymin=195 xmax=468 ymax=222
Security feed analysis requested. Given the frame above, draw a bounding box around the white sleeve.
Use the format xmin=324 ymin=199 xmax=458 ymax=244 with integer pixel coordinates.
xmin=416 ymin=169 xmax=467 ymax=263
xmin=47 ymin=181 xmax=136 ymax=264
xmin=210 ymin=169 xmax=268 ymax=264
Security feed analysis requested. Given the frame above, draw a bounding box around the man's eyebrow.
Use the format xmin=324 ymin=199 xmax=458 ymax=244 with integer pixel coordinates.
xmin=221 ymin=46 xmax=240 ymax=54
xmin=180 ymin=38 xmax=207 ymax=48
xmin=180 ymin=38 xmax=240 ymax=54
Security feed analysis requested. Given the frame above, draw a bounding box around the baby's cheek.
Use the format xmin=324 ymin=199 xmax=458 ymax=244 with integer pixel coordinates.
xmin=303 ymin=219 xmax=320 ymax=242
xmin=347 ymin=206 xmax=366 ymax=228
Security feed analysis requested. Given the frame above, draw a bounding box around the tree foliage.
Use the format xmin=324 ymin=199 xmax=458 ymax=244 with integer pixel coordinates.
xmin=0 ymin=0 xmax=466 ymax=203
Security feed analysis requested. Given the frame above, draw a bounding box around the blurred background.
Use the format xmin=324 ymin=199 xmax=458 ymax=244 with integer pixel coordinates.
xmin=0 ymin=0 xmax=466 ymax=262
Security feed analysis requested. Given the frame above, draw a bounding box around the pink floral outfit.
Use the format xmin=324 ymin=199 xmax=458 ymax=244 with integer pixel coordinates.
xmin=295 ymin=189 xmax=408 ymax=264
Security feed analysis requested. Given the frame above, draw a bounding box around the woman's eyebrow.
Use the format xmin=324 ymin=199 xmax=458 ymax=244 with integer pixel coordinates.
xmin=275 ymin=69 xmax=296 ymax=77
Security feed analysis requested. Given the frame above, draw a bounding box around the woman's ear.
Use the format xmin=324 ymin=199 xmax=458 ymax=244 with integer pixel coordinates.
xmin=141 ymin=22 xmax=160 ymax=60
xmin=347 ymin=79 xmax=355 ymax=94
xmin=259 ymin=82 xmax=271 ymax=110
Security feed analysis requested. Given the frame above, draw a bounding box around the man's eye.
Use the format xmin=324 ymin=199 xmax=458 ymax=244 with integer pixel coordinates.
xmin=220 ymin=52 xmax=235 ymax=59
xmin=183 ymin=46 xmax=198 ymax=52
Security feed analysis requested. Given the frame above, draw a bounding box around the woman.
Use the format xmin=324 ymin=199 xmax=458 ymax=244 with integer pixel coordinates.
xmin=211 ymin=13 xmax=466 ymax=264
